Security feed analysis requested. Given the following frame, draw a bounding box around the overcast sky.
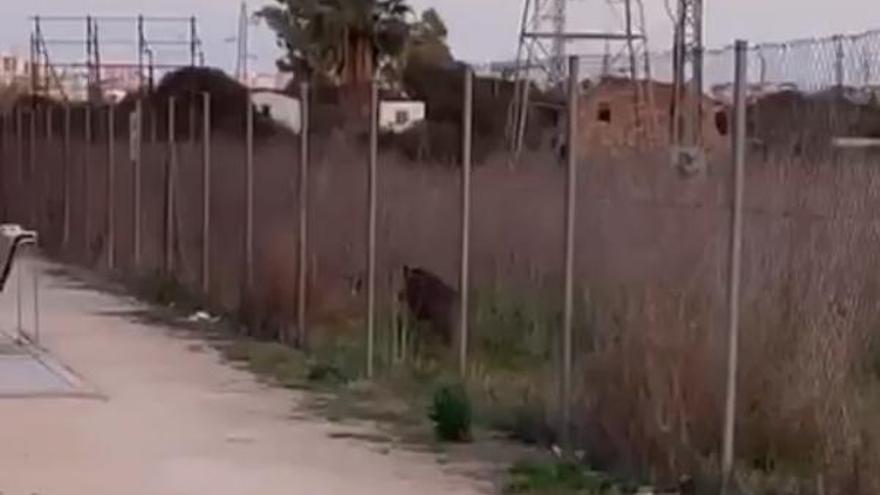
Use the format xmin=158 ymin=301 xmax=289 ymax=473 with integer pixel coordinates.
xmin=2 ymin=0 xmax=879 ymax=74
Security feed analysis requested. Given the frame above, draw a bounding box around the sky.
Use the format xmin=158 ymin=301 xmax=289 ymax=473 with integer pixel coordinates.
xmin=2 ymin=0 xmax=880 ymax=74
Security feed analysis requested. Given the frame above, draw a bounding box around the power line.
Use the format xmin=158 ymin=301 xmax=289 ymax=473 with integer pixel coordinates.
xmin=30 ymin=14 xmax=204 ymax=101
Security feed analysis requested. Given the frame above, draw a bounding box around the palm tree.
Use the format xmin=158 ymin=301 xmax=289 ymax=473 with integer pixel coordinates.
xmin=257 ymin=0 xmax=411 ymax=86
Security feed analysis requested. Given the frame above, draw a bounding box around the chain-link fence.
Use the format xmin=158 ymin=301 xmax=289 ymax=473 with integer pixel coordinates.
xmin=638 ymin=28 xmax=880 ymax=95
xmin=1 ymin=30 xmax=880 ymax=494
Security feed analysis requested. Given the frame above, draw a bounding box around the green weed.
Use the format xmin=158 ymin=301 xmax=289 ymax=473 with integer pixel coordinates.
xmin=222 ymin=340 xmax=308 ymax=388
xmin=506 ymin=460 xmax=624 ymax=495
xmin=429 ymin=382 xmax=473 ymax=442
xmin=471 ymin=288 xmax=556 ymax=371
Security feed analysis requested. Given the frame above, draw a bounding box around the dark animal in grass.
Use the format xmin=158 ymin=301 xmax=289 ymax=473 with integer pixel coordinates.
xmin=398 ymin=265 xmax=458 ymax=347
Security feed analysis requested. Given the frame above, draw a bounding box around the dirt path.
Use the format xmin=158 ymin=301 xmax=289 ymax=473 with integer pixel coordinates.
xmin=0 ymin=259 xmax=492 ymax=495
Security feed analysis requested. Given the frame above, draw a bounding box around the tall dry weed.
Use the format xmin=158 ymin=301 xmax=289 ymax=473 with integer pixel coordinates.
xmin=6 ymin=98 xmax=880 ymax=493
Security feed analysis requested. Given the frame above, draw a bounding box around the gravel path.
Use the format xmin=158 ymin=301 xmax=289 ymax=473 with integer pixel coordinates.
xmin=0 ymin=259 xmax=491 ymax=495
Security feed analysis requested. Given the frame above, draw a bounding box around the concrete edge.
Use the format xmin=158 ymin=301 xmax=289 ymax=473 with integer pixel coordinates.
xmin=0 ymin=329 xmax=107 ymax=401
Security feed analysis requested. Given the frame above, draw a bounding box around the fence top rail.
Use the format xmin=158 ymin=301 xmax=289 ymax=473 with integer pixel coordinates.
xmin=647 ymin=27 xmax=880 ymax=59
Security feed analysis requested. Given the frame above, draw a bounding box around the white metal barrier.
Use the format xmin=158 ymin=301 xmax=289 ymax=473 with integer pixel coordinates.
xmin=0 ymin=224 xmax=40 ymax=345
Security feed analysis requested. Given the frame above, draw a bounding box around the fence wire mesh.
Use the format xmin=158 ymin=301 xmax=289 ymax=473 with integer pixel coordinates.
xmin=2 ymin=28 xmax=880 ymax=495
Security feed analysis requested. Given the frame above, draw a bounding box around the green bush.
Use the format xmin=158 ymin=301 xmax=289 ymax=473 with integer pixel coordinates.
xmin=506 ymin=460 xmax=620 ymax=494
xmin=429 ymin=382 xmax=473 ymax=442
xmin=306 ymin=361 xmax=349 ymax=385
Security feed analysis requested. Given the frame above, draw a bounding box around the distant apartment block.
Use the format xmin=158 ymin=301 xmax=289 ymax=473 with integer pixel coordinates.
xmin=0 ymin=52 xmax=30 ymax=89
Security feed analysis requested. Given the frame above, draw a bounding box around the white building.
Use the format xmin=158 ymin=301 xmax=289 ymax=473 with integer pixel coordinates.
xmin=0 ymin=52 xmax=30 ymax=88
xmin=378 ymin=100 xmax=425 ymax=133
xmin=250 ymin=90 xmax=425 ymax=135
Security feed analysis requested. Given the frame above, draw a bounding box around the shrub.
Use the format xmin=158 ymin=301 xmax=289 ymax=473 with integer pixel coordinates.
xmin=306 ymin=361 xmax=348 ymax=385
xmin=429 ymin=382 xmax=472 ymax=442
xmin=506 ymin=460 xmax=621 ymax=494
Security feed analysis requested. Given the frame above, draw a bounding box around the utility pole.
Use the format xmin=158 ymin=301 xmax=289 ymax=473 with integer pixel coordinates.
xmin=508 ymin=0 xmax=653 ymax=157
xmin=137 ymin=15 xmax=145 ymax=90
xmin=513 ymin=0 xmax=570 ymax=88
xmin=190 ymin=16 xmax=199 ymax=67
xmin=86 ymin=15 xmax=93 ymax=98
xmin=235 ymin=2 xmax=249 ymax=84
xmin=31 ymin=15 xmax=202 ymax=97
xmin=550 ymin=0 xmax=566 ymax=84
xmin=86 ymin=16 xmax=103 ymax=102
xmin=32 ymin=17 xmax=43 ymax=97
xmin=671 ymin=0 xmax=705 ymax=172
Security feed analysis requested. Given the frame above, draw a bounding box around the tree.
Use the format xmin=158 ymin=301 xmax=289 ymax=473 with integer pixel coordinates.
xmin=406 ymin=8 xmax=453 ymax=69
xmin=372 ymin=7 xmax=454 ymax=91
xmin=257 ymin=0 xmax=412 ymax=85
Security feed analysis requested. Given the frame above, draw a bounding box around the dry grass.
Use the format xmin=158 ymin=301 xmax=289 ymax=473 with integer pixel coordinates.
xmin=4 ymin=98 xmax=880 ymax=494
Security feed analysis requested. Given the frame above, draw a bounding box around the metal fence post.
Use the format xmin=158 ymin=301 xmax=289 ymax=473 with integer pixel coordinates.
xmin=28 ymin=107 xmax=36 ymax=228
xmin=1 ymin=114 xmax=6 ymax=218
xmin=165 ymin=97 xmax=177 ymax=274
xmin=84 ymin=105 xmax=92 ymax=260
xmin=133 ymin=99 xmax=143 ymax=268
xmin=2 ymin=112 xmax=6 ymax=222
xmin=0 ymin=114 xmax=4 ymax=218
xmin=46 ymin=106 xmax=53 ymax=140
xmin=32 ymin=258 xmax=40 ymax=344
xmin=297 ymin=83 xmax=310 ymax=348
xmin=515 ymin=76 xmax=531 ymax=162
xmin=458 ymin=68 xmax=474 ymax=377
xmin=561 ymin=55 xmax=580 ymax=450
xmin=45 ymin=106 xmax=53 ymax=236
xmin=16 ymin=107 xmax=23 ymax=218
xmin=201 ymin=92 xmax=212 ymax=295
xmin=245 ymin=89 xmax=254 ymax=292
xmin=834 ymin=34 xmax=845 ymax=89
xmin=150 ymin=100 xmax=158 ymax=145
xmin=721 ymin=39 xmax=748 ymax=495
xmin=107 ymin=103 xmax=116 ymax=270
xmin=189 ymin=94 xmax=197 ymax=147
xmin=16 ymin=246 xmax=22 ymax=336
xmin=1 ymin=113 xmax=5 ymax=166
xmin=366 ymin=80 xmax=378 ymax=378
xmin=62 ymin=103 xmax=71 ymax=249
